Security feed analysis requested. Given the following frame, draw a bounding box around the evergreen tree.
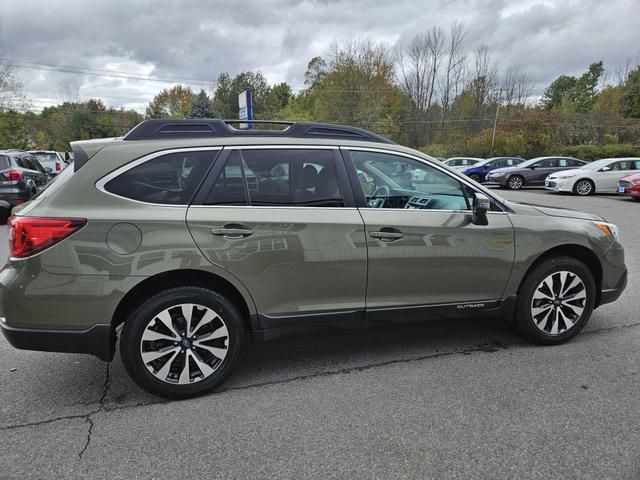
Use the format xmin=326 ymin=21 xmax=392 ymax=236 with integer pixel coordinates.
xmin=622 ymin=66 xmax=640 ymax=118
xmin=188 ymin=90 xmax=216 ymax=118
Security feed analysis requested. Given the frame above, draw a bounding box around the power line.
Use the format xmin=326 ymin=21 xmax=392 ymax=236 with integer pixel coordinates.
xmin=11 ymin=60 xmax=215 ymax=88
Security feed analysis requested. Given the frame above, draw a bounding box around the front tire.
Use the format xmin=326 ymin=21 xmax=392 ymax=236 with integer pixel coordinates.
xmin=120 ymin=286 xmax=246 ymax=399
xmin=515 ymin=256 xmax=596 ymax=345
xmin=573 ymin=179 xmax=594 ymax=196
xmin=506 ymin=175 xmax=524 ymax=190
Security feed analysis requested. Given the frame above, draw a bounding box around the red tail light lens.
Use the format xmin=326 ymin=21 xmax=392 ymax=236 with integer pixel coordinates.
xmin=55 ymin=161 xmax=62 ymax=171
xmin=2 ymin=170 xmax=23 ymax=181
xmin=8 ymin=217 xmax=87 ymax=258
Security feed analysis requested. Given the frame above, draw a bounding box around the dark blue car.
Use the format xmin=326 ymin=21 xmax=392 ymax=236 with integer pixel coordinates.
xmin=461 ymin=156 xmax=524 ymax=183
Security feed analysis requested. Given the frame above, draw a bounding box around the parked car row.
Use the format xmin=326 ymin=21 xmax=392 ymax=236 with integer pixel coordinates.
xmin=0 ymin=149 xmax=64 ymax=220
xmin=446 ymin=154 xmax=640 ymax=200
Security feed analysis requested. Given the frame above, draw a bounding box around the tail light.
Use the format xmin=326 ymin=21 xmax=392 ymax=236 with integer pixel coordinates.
xmin=55 ymin=161 xmax=62 ymax=172
xmin=8 ymin=217 xmax=87 ymax=258
xmin=2 ymin=170 xmax=23 ymax=181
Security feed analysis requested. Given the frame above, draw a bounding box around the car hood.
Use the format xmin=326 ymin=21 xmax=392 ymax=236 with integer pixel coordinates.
xmin=621 ymin=173 xmax=640 ymax=182
xmin=507 ymin=200 xmax=603 ymax=221
xmin=548 ymin=168 xmax=584 ymax=179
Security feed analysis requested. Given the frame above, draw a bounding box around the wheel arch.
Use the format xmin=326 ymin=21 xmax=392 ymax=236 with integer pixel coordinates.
xmin=111 ymin=269 xmax=257 ymax=331
xmin=517 ymin=244 xmax=603 ymax=306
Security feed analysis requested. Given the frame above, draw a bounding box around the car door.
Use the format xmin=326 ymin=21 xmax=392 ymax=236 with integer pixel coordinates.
xmin=597 ymin=161 xmax=634 ymax=192
xmin=529 ymin=158 xmax=556 ymax=184
xmin=186 ymin=146 xmax=368 ymax=326
xmin=344 ymin=148 xmax=515 ymax=313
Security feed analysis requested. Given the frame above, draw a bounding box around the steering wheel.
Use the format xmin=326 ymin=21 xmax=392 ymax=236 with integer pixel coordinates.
xmin=368 ymin=185 xmax=390 ymax=208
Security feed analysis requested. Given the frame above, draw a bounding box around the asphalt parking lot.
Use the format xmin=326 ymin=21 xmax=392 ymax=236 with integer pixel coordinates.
xmin=1 ymin=189 xmax=639 ymax=479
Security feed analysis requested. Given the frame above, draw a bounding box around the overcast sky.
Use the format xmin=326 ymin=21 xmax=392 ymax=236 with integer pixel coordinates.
xmin=1 ymin=0 xmax=638 ymax=113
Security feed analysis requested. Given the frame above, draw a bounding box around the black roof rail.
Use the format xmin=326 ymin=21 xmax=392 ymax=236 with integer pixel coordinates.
xmin=122 ymin=119 xmax=394 ymax=144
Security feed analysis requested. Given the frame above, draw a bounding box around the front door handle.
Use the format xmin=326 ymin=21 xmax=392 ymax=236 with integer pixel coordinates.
xmin=211 ymin=225 xmax=254 ymax=239
xmin=370 ymin=230 xmax=404 ymax=241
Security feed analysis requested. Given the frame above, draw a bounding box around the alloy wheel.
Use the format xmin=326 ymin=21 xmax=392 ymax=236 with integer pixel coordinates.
xmin=575 ymin=180 xmax=593 ymax=196
xmin=508 ymin=176 xmax=524 ymax=190
xmin=139 ymin=303 xmax=229 ymax=384
xmin=530 ymin=271 xmax=586 ymax=335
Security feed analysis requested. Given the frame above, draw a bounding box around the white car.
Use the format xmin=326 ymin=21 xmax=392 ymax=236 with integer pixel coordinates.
xmin=443 ymin=157 xmax=483 ymax=168
xmin=545 ymin=158 xmax=640 ymax=196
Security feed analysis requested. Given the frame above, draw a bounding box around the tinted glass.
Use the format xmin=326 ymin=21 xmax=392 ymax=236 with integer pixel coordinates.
xmin=31 ymin=159 xmax=46 ymax=173
xmin=0 ymin=155 xmax=9 ymax=170
xmin=205 ymin=152 xmax=248 ymax=205
xmin=206 ymin=149 xmax=344 ymax=207
xmin=351 ymin=151 xmax=470 ymax=211
xmin=20 ymin=156 xmax=36 ymax=170
xmin=105 ymin=150 xmax=214 ymax=204
xmin=568 ymin=159 xmax=584 ymax=167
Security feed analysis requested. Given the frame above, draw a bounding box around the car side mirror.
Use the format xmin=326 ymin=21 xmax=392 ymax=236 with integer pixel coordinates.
xmin=600 ymin=166 xmax=611 ymax=172
xmin=471 ymin=192 xmax=490 ymax=226
xmin=44 ymin=167 xmax=53 ymax=173
xmin=530 ymin=165 xmax=538 ymax=169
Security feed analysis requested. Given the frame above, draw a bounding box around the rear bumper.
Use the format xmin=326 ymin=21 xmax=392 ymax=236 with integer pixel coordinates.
xmin=0 ymin=319 xmax=116 ymax=361
xmin=599 ymin=269 xmax=628 ymax=307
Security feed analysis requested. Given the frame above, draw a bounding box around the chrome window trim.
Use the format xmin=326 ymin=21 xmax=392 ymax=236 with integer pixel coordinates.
xmin=95 ymin=147 xmax=223 ymax=207
xmin=343 ymin=146 xmax=509 ymax=212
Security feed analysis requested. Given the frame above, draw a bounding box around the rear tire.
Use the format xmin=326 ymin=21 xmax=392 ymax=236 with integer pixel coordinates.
xmin=573 ymin=179 xmax=594 ymax=196
xmin=469 ymin=173 xmax=482 ymax=183
xmin=120 ymin=286 xmax=246 ymax=399
xmin=515 ymin=256 xmax=596 ymax=345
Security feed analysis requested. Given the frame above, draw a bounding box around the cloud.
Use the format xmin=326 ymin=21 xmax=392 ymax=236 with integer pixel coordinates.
xmin=1 ymin=0 xmax=638 ymax=112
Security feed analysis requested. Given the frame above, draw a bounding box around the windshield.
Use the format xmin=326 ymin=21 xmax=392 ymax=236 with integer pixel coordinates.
xmin=580 ymin=159 xmax=613 ymax=171
xmin=30 ymin=152 xmax=58 ymax=164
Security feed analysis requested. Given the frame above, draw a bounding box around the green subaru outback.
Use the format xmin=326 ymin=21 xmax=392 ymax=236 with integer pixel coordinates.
xmin=0 ymin=120 xmax=627 ymax=398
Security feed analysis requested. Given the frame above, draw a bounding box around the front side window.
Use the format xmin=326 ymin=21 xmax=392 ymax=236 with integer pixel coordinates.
xmin=104 ymin=150 xmax=215 ymax=204
xmin=205 ymin=149 xmax=345 ymax=207
xmin=350 ymin=150 xmax=470 ymax=211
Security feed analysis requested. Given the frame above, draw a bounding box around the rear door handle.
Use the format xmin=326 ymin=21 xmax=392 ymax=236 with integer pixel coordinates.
xmin=211 ymin=226 xmax=254 ymax=239
xmin=370 ymin=231 xmax=404 ymax=241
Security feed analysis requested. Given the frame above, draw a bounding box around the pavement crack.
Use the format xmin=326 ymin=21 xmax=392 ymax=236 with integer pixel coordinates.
xmin=220 ymin=341 xmax=515 ymax=394
xmin=2 ymin=320 xmax=639 ymax=431
xmin=78 ymin=362 xmax=111 ymax=460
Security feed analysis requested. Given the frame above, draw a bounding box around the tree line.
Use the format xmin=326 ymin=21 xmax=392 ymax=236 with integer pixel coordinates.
xmin=2 ymin=23 xmax=640 ymax=159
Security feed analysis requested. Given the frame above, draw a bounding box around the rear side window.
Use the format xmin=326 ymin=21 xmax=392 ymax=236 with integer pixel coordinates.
xmin=104 ymin=150 xmax=216 ymax=205
xmin=205 ymin=149 xmax=345 ymax=207
xmin=0 ymin=155 xmax=9 ymax=170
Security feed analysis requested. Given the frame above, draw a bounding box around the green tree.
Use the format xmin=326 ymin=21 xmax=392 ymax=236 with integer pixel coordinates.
xmin=212 ymin=71 xmax=277 ymax=119
xmin=622 ymin=66 xmax=640 ymax=118
xmin=0 ymin=110 xmax=30 ymax=149
xmin=574 ymin=61 xmax=604 ymax=112
xmin=541 ymin=75 xmax=577 ymax=110
xmin=270 ymin=82 xmax=293 ymax=111
xmin=145 ymin=85 xmax=196 ymax=118
xmin=188 ymin=90 xmax=216 ymax=118
xmin=304 ymin=57 xmax=327 ymax=88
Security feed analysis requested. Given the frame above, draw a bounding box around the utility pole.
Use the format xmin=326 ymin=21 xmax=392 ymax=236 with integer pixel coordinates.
xmin=490 ymin=88 xmax=503 ymax=156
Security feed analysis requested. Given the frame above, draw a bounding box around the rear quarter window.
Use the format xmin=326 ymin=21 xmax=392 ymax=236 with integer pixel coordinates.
xmin=103 ymin=150 xmax=216 ymax=205
xmin=0 ymin=155 xmax=10 ymax=170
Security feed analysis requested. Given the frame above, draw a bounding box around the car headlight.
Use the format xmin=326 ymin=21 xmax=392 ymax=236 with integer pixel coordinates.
xmin=594 ymin=222 xmax=620 ymax=240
